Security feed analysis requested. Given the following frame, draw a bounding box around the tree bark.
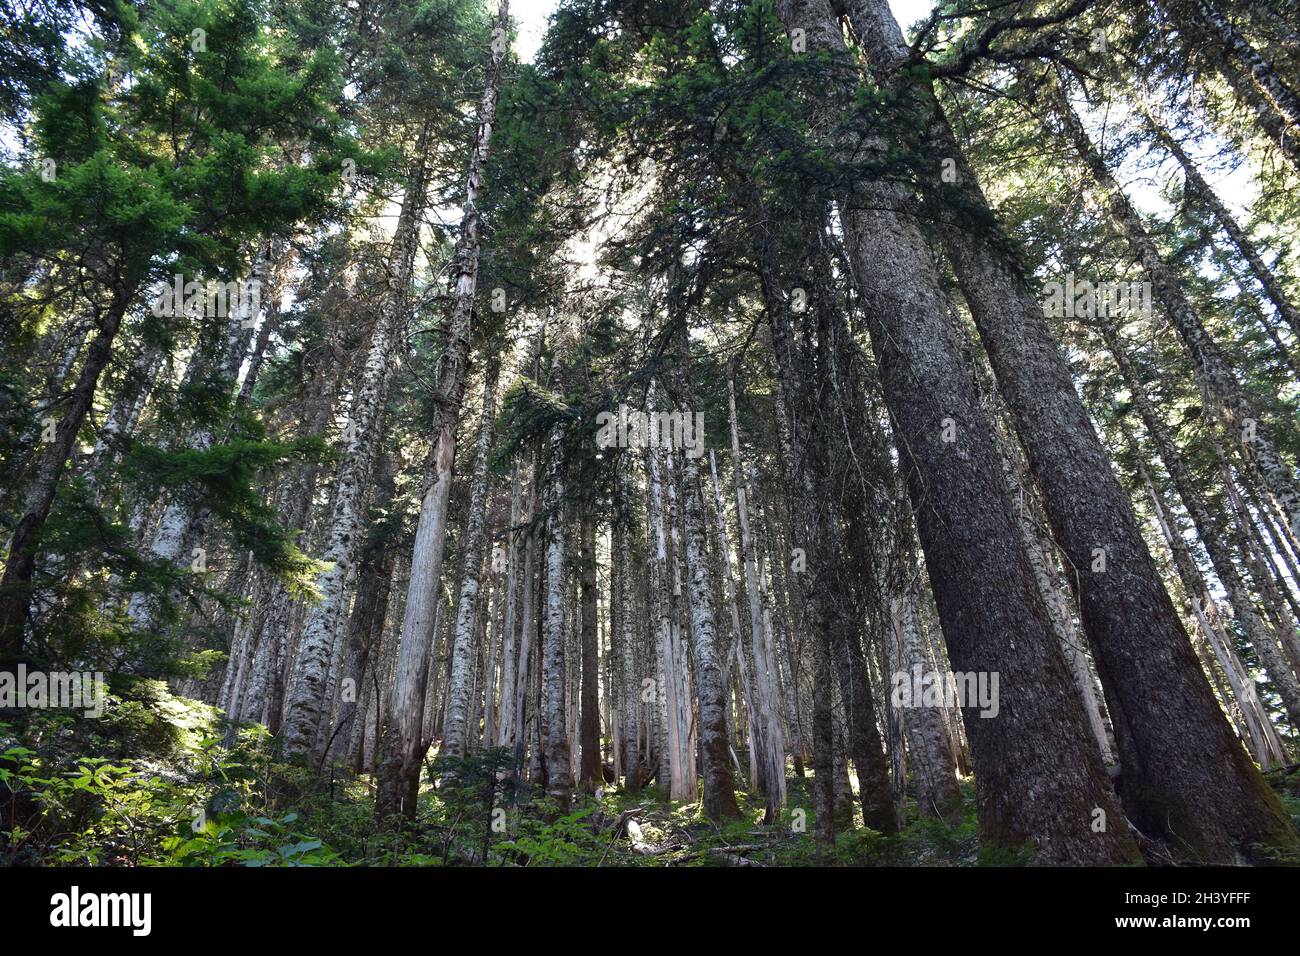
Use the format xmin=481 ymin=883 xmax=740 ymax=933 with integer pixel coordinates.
xmin=839 ymin=0 xmax=1291 ymax=860
xmin=324 ymin=455 xmax=396 ymax=767
xmin=891 ymin=592 xmax=962 ymax=819
xmin=126 ymin=246 xmax=271 ymax=634
xmin=442 ymin=363 xmax=501 ymax=760
xmin=724 ymin=371 xmax=787 ymax=816
xmin=759 ymin=245 xmax=895 ymax=832
xmin=1096 ymin=313 xmax=1300 ymax=731
xmin=495 ymin=460 xmax=523 ymax=748
xmin=776 ymin=0 xmax=1139 ymax=864
xmin=1141 ymin=102 xmax=1300 ymax=344
xmin=1048 ymin=79 xmax=1300 ymax=541
xmin=1174 ymin=0 xmax=1300 ymax=173
xmin=540 ymin=424 xmax=573 ymax=807
xmin=675 ymin=427 xmax=742 ymax=822
xmin=375 ymin=0 xmax=509 ymax=817
xmin=644 ymin=420 xmax=691 ymax=800
xmin=578 ymin=515 xmax=602 ymax=788
xmin=1 ymin=281 xmax=136 ymax=658
xmin=615 ymin=464 xmax=643 ymax=791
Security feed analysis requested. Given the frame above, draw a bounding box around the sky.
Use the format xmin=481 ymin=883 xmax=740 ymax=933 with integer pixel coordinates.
xmin=512 ymin=0 xmax=936 ymax=62
xmin=509 ymin=0 xmax=1256 ymax=221
xmin=512 ymin=0 xmax=553 ymax=63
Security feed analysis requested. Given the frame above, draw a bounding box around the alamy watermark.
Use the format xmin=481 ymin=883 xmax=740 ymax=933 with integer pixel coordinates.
xmin=1041 ymin=273 xmax=1153 ymax=320
xmin=151 ymin=274 xmax=261 ymax=323
xmin=0 ymin=664 xmax=107 ymax=718
xmin=50 ymin=886 xmax=151 ymax=936
xmin=891 ymin=664 xmax=999 ymax=718
xmin=595 ymin=404 xmax=705 ymax=459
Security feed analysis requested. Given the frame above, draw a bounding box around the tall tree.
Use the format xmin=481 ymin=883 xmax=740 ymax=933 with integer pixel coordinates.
xmin=774 ymin=0 xmax=1139 ymax=864
xmin=442 ymin=362 xmax=502 ymax=760
xmin=376 ymin=0 xmax=510 ymax=817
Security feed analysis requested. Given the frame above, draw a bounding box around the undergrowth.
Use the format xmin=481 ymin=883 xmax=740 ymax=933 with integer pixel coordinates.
xmin=5 ymin=681 xmax=1294 ymax=867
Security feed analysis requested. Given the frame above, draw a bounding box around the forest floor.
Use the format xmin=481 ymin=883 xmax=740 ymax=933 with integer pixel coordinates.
xmin=3 ymin=677 xmax=1298 ymax=866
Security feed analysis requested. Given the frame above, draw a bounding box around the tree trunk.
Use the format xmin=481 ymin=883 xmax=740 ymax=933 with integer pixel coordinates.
xmin=839 ymin=0 xmax=1292 ymax=860
xmin=126 ymin=252 xmax=270 ymax=635
xmin=709 ymin=449 xmax=765 ymax=804
xmin=540 ymin=424 xmax=573 ymax=807
xmin=675 ymin=430 xmax=742 ymax=822
xmin=891 ymin=592 xmax=962 ymax=819
xmin=775 ymin=0 xmax=1139 ymax=864
xmin=495 ymin=459 xmax=523 ymax=747
xmin=1096 ymin=314 xmax=1300 ymax=731
xmin=1138 ymin=453 xmax=1289 ymax=766
xmin=615 ymin=465 xmax=642 ymax=791
xmin=442 ymin=363 xmax=501 ymax=760
xmin=1 ymin=282 xmax=136 ymax=657
xmin=759 ymin=226 xmax=898 ymax=834
xmin=578 ymin=515 xmax=602 ymax=788
xmin=1141 ymin=102 xmax=1300 ymax=344
xmin=1176 ymin=0 xmax=1300 ymax=174
xmin=375 ymin=0 xmax=509 ymax=817
xmin=324 ymin=453 xmax=397 ymax=766
xmin=724 ymin=372 xmax=787 ymax=816
xmin=1049 ymin=79 xmax=1300 ymax=541
xmin=280 ymin=129 xmax=430 ymax=756
xmin=645 ymin=421 xmax=691 ymax=800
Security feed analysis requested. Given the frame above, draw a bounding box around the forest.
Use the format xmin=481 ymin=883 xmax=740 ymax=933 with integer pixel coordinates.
xmin=1 ymin=0 xmax=1299 ymax=874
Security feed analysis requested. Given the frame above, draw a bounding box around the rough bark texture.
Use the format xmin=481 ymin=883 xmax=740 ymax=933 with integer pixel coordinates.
xmin=240 ymin=352 xmax=345 ymax=729
xmin=442 ymin=363 xmax=500 ymax=760
xmin=496 ymin=461 xmax=523 ymax=746
xmin=512 ymin=456 xmax=540 ymax=757
xmin=1176 ymin=0 xmax=1300 ymax=173
xmin=577 ymin=516 xmax=602 ymax=788
xmin=1138 ymin=453 xmax=1289 ymax=767
xmin=375 ymin=0 xmax=508 ymax=817
xmin=324 ymin=462 xmax=396 ymax=768
xmin=1 ymin=282 xmax=136 ymax=657
xmin=540 ymin=425 xmax=573 ymax=806
xmin=1098 ymin=313 xmax=1300 ymax=732
xmin=777 ymin=0 xmax=1139 ymax=864
xmin=677 ymin=440 xmax=742 ymax=822
xmin=892 ymin=593 xmax=962 ymax=818
xmin=839 ymin=0 xmax=1292 ymax=861
xmin=760 ymin=245 xmax=895 ymax=833
xmin=615 ymin=468 xmax=642 ymax=791
xmin=280 ymin=176 xmax=418 ymax=757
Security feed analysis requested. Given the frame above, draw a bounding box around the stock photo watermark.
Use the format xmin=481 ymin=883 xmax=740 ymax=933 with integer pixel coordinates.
xmin=1041 ymin=274 xmax=1153 ymax=320
xmin=595 ymin=405 xmax=705 ymax=459
xmin=151 ymin=275 xmax=262 ymax=324
xmin=0 ymin=665 xmax=107 ymax=718
xmin=891 ymin=665 xmax=1000 ymax=719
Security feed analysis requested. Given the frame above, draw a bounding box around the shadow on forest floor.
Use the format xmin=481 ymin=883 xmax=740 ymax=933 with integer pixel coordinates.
xmin=3 ymin=679 xmax=1298 ymax=866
